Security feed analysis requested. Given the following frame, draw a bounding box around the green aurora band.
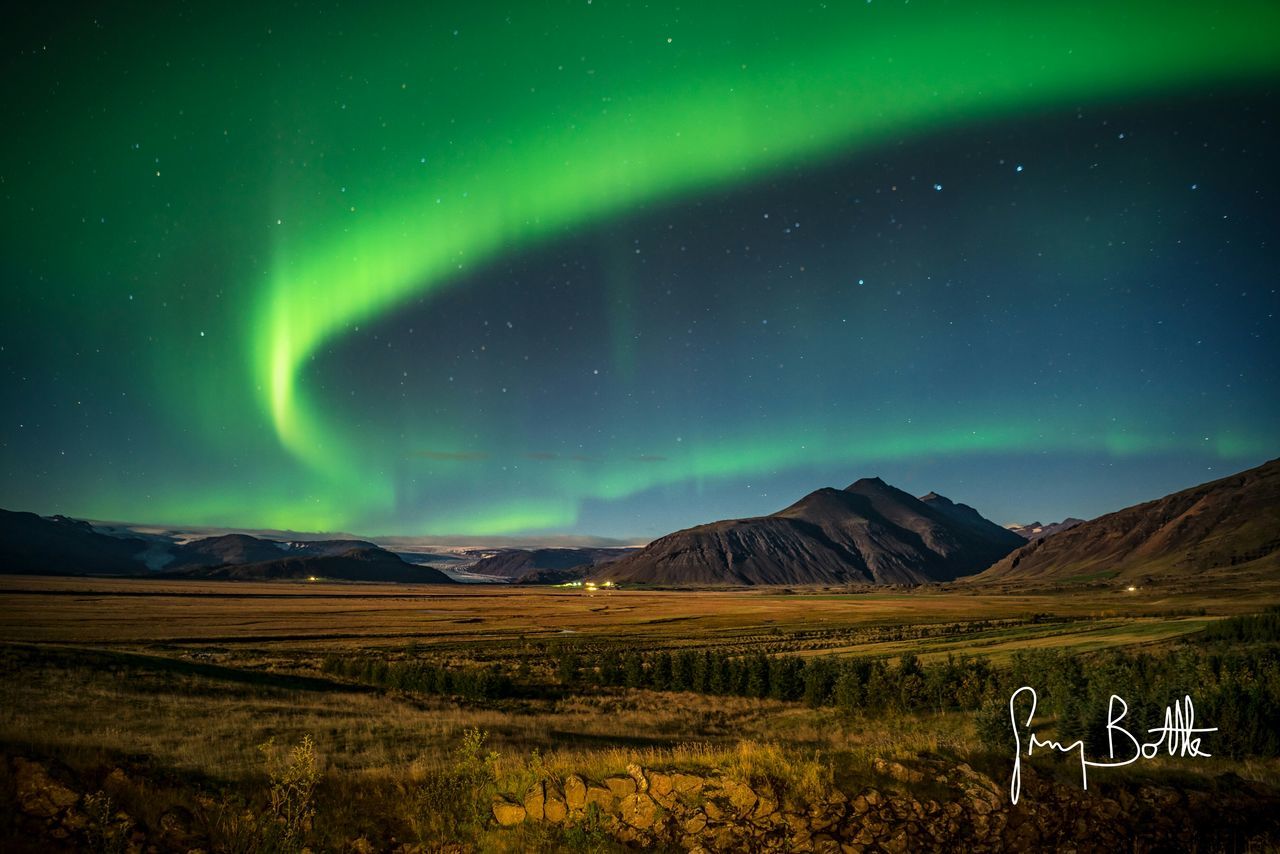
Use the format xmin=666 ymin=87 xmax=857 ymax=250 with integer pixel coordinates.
xmin=4 ymin=1 xmax=1278 ymax=535
xmin=257 ymin=1 xmax=1279 ymax=532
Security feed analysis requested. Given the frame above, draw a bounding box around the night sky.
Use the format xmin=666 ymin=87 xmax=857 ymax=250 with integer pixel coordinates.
xmin=2 ymin=2 xmax=1277 ymax=540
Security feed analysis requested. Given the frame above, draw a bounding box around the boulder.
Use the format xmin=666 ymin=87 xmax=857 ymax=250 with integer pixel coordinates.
xmin=721 ymin=780 xmax=758 ymax=815
xmin=620 ymin=793 xmax=659 ymax=830
xmin=491 ymin=797 xmax=526 ymax=826
xmin=13 ymin=758 xmax=79 ymax=819
xmin=627 ymin=763 xmax=649 ymax=792
xmin=671 ymin=772 xmax=706 ymax=796
xmin=604 ymin=775 xmax=637 ymax=799
xmin=585 ymin=784 xmax=613 ymax=810
xmin=563 ymin=775 xmax=587 ymax=811
xmin=523 ymin=780 xmax=545 ymax=821
xmin=544 ymin=787 xmax=568 ymax=824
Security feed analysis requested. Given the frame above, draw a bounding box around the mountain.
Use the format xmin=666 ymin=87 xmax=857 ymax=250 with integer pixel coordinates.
xmin=972 ymin=458 xmax=1280 ymax=585
xmin=1004 ymin=519 xmax=1086 ymax=541
xmin=0 ymin=509 xmax=151 ymax=575
xmin=167 ymin=534 xmax=384 ymax=569
xmin=513 ymin=565 xmax=595 ymax=585
xmin=168 ymin=547 xmax=456 ymax=583
xmin=0 ymin=509 xmax=455 ymax=583
xmin=593 ymin=477 xmax=1025 ymax=586
xmin=468 ymin=547 xmax=632 ymax=581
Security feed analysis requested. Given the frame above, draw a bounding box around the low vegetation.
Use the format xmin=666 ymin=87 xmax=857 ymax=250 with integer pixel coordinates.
xmin=2 ymin=582 xmax=1279 ymax=850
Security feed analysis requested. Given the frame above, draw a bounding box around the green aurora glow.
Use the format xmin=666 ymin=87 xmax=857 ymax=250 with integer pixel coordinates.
xmin=3 ymin=1 xmax=1278 ymax=535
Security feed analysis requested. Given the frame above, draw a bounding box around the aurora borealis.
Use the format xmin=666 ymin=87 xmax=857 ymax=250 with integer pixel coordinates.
xmin=2 ymin=2 xmax=1278 ymax=539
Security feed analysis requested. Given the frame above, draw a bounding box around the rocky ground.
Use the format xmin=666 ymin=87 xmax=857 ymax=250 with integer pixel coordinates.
xmin=493 ymin=757 xmax=1280 ymax=853
xmin=6 ymin=752 xmax=1279 ymax=852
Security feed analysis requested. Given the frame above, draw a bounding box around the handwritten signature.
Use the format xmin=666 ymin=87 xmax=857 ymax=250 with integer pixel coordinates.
xmin=1008 ymin=686 xmax=1218 ymax=805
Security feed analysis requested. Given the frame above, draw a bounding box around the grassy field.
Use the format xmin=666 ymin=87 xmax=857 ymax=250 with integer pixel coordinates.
xmin=1 ymin=575 xmax=1278 ymax=851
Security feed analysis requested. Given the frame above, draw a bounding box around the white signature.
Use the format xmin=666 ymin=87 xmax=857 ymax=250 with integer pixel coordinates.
xmin=1008 ymin=686 xmax=1218 ymax=805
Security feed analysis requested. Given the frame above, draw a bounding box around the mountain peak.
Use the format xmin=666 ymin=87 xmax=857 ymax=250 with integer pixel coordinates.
xmin=919 ymin=491 xmax=952 ymax=504
xmin=846 ymin=476 xmax=889 ymax=491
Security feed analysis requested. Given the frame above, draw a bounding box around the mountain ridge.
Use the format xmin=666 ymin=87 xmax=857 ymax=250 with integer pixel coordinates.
xmin=594 ymin=477 xmax=1024 ymax=586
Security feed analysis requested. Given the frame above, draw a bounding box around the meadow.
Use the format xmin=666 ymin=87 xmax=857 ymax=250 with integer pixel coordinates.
xmin=1 ymin=576 xmax=1278 ymax=851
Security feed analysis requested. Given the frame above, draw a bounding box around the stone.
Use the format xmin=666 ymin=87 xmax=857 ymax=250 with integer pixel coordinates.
xmin=563 ymin=775 xmax=587 ymax=811
xmin=544 ymin=788 xmax=568 ymax=824
xmin=754 ymin=792 xmax=778 ymax=820
xmin=491 ymin=797 xmax=526 ymax=826
xmin=873 ymin=759 xmax=924 ymax=784
xmin=13 ymin=758 xmax=79 ymax=818
xmin=604 ymin=775 xmax=637 ymax=799
xmin=671 ymin=772 xmax=706 ymax=796
xmin=585 ymin=784 xmax=613 ymax=810
xmin=881 ymin=831 xmax=911 ymax=854
xmin=627 ymin=763 xmax=649 ymax=792
xmin=620 ymin=793 xmax=659 ymax=830
xmin=722 ymin=781 xmax=758 ymax=815
xmin=648 ymin=771 xmax=673 ymax=798
xmin=683 ymin=811 xmax=707 ymax=834
xmin=812 ymin=834 xmax=842 ymax=854
xmin=523 ymin=781 xmax=545 ymax=821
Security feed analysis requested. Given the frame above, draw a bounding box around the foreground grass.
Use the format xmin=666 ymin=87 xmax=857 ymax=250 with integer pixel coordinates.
xmin=2 ymin=581 xmax=1279 ymax=850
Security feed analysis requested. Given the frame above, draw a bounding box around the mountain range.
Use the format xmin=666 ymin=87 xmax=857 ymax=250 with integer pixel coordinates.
xmin=593 ymin=477 xmax=1026 ymax=586
xmin=1004 ymin=519 xmax=1086 ymax=541
xmin=972 ymin=457 xmax=1280 ymax=586
xmin=2 ymin=458 xmax=1275 ymax=588
xmin=466 ymin=547 xmax=632 ymax=581
xmin=0 ymin=512 xmax=454 ymax=583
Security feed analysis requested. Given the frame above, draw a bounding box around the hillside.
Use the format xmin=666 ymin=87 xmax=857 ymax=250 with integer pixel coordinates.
xmin=171 ymin=547 xmax=456 ymax=583
xmin=467 ymin=547 xmax=631 ymax=581
xmin=0 ymin=510 xmax=150 ymax=575
xmin=972 ymin=458 xmax=1280 ymax=585
xmin=594 ymin=477 xmax=1024 ymax=586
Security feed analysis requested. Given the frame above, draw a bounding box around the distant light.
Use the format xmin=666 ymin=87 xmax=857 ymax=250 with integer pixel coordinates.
xmin=933 ymin=183 xmax=942 ymax=191
xmin=1126 ymin=585 xmax=1137 ymax=592
xmin=308 ymin=576 xmax=318 ymax=582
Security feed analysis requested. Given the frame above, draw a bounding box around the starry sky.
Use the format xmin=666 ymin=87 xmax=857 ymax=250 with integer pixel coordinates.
xmin=2 ymin=1 xmax=1277 ymax=540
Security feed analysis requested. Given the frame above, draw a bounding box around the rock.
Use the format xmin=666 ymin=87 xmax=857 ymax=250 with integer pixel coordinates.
xmin=704 ymin=798 xmax=729 ymax=822
xmin=683 ymin=811 xmax=707 ymax=834
xmin=544 ymin=787 xmax=568 ymax=824
xmin=648 ymin=771 xmax=673 ymax=798
xmin=812 ymin=833 xmax=842 ymax=854
xmin=881 ymin=830 xmax=911 ymax=854
xmin=604 ymin=775 xmax=637 ymax=799
xmin=491 ymin=797 xmax=526 ymax=826
xmin=620 ymin=793 xmax=659 ymax=830
xmin=722 ymin=781 xmax=758 ymax=815
xmin=523 ymin=781 xmax=545 ymax=821
xmin=158 ymin=806 xmax=195 ymax=847
xmin=13 ymin=758 xmax=79 ymax=818
xmin=348 ymin=838 xmax=375 ymax=854
xmin=585 ymin=784 xmax=613 ymax=810
xmin=671 ymin=772 xmax=706 ymax=796
xmin=563 ymin=775 xmax=586 ymax=811
xmin=874 ymin=759 xmax=925 ymax=785
xmin=627 ymin=763 xmax=649 ymax=792
xmin=754 ymin=792 xmax=778 ymax=820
